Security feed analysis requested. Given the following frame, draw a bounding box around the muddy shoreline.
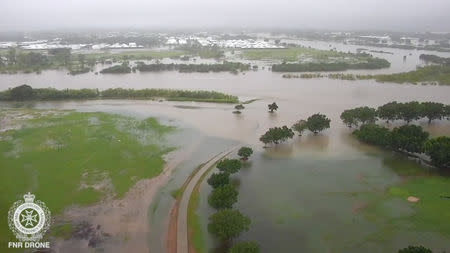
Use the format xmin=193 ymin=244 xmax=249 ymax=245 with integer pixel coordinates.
xmin=50 ymin=141 xmax=200 ymax=253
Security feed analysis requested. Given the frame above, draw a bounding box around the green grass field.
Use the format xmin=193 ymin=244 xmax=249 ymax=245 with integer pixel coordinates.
xmin=363 ymin=157 xmax=450 ymax=240
xmin=0 ymin=109 xmax=174 ymax=247
xmin=84 ymin=50 xmax=187 ymax=61
xmin=390 ymin=177 xmax=450 ymax=233
xmin=241 ymin=47 xmax=344 ymax=62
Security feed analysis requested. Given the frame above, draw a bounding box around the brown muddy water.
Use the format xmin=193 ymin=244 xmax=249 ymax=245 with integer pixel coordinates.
xmin=1 ymin=43 xmax=450 ymax=252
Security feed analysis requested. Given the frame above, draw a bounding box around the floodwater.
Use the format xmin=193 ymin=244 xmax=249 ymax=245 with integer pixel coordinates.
xmin=1 ymin=41 xmax=450 ymax=252
xmin=199 ymin=148 xmax=450 ymax=253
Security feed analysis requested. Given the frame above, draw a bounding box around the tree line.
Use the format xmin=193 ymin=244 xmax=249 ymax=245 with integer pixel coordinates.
xmin=206 ymin=147 xmax=260 ymax=253
xmin=353 ymin=124 xmax=449 ymax=169
xmin=0 ymin=48 xmax=50 ymax=73
xmin=340 ymin=101 xmax=450 ymax=127
xmin=419 ymin=54 xmax=450 ymax=65
xmin=99 ymin=62 xmax=132 ymax=73
xmin=0 ymin=85 xmax=239 ymax=103
xmin=341 ymin=102 xmax=450 ymax=170
xmin=280 ymin=65 xmax=450 ymax=86
xmin=134 ymin=61 xmax=250 ymax=74
xmin=260 ymin=113 xmax=331 ymax=146
xmin=0 ymin=48 xmax=96 ymax=75
xmin=280 ymin=55 xmax=450 ymax=86
xmin=272 ymin=57 xmax=390 ymax=72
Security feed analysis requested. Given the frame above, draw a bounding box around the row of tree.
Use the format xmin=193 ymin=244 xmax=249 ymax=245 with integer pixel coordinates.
xmin=206 ymin=147 xmax=260 ymax=253
xmin=0 ymin=48 xmax=50 ymax=73
xmin=260 ymin=114 xmax=331 ymax=145
xmin=135 ymin=61 xmax=250 ymax=73
xmin=353 ymin=124 xmax=449 ymax=169
xmin=99 ymin=62 xmax=132 ymax=73
xmin=271 ymin=57 xmax=390 ymax=72
xmin=419 ymin=54 xmax=450 ymax=65
xmin=341 ymin=101 xmax=450 ymax=127
xmin=0 ymin=85 xmax=239 ymax=103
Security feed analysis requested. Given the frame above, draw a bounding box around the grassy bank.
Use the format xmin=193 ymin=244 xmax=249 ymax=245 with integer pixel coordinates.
xmin=188 ymin=184 xmax=206 ymax=253
xmin=0 ymin=109 xmax=174 ymax=247
xmin=0 ymin=86 xmax=239 ymax=103
xmin=282 ymin=65 xmax=450 ymax=85
xmin=242 ymin=47 xmax=344 ymax=61
xmin=135 ymin=62 xmax=249 ymax=73
xmin=99 ymin=63 xmax=132 ymax=73
xmin=374 ymin=65 xmax=450 ymax=85
xmin=272 ymin=58 xmax=390 ymax=72
xmin=363 ymin=156 xmax=450 ymax=241
xmin=187 ymin=162 xmax=219 ymax=253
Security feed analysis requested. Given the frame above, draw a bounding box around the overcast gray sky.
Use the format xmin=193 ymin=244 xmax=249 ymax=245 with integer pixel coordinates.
xmin=1 ymin=0 xmax=450 ymax=32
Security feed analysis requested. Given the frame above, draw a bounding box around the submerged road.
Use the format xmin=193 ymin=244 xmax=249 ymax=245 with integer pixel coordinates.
xmin=176 ymin=145 xmax=238 ymax=253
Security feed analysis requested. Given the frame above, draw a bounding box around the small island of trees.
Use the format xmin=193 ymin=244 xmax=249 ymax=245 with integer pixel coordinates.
xmin=233 ymin=104 xmax=245 ymax=114
xmin=342 ymin=101 xmax=450 ymax=170
xmin=268 ymin=102 xmax=278 ymax=113
xmin=260 ymin=113 xmax=331 ymax=146
xmin=99 ymin=62 xmax=132 ymax=74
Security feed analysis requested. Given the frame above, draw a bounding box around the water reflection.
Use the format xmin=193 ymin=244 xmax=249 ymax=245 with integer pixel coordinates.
xmin=294 ymin=134 xmax=330 ymax=151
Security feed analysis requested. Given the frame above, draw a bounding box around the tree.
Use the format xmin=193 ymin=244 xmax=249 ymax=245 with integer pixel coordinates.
xmin=353 ymin=124 xmax=391 ymax=147
xmin=217 ymin=159 xmax=242 ymax=174
xmin=237 ymin=147 xmax=253 ymax=160
xmin=340 ymin=109 xmax=358 ymax=128
xmin=17 ymin=52 xmax=48 ymax=68
xmin=49 ymin=48 xmax=71 ymax=66
xmin=229 ymin=241 xmax=260 ymax=253
xmin=306 ymin=113 xmax=331 ymax=134
xmin=208 ymin=184 xmax=238 ymax=209
xmin=445 ymin=105 xmax=450 ymax=120
xmin=7 ymin=47 xmax=16 ymax=65
xmin=340 ymin=107 xmax=376 ymax=127
xmin=234 ymin=104 xmax=245 ymax=114
xmin=398 ymin=245 xmax=433 ymax=253
xmin=207 ymin=172 xmax=230 ymax=188
xmin=78 ymin=54 xmax=86 ymax=69
xmin=10 ymin=84 xmax=34 ymax=100
xmin=356 ymin=106 xmax=377 ymax=125
xmin=292 ymin=120 xmax=308 ymax=135
xmin=268 ymin=102 xmax=278 ymax=113
xmin=424 ymin=136 xmax=450 ymax=169
xmin=208 ymin=209 xmax=251 ymax=241
xmin=420 ymin=102 xmax=445 ymax=124
xmin=399 ymin=102 xmax=421 ymax=123
xmin=391 ymin=125 xmax=429 ymax=153
xmin=259 ymin=126 xmax=294 ymax=145
xmin=377 ymin=101 xmax=400 ymax=123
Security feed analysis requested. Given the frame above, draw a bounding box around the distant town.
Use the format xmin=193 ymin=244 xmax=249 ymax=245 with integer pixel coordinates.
xmin=1 ymin=30 xmax=449 ymax=52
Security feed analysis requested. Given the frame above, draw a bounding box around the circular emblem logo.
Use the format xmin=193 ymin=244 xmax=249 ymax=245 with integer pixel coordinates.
xmin=8 ymin=192 xmax=51 ymax=241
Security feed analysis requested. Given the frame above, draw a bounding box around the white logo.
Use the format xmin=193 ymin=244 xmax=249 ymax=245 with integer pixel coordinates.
xmin=8 ymin=192 xmax=51 ymax=242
